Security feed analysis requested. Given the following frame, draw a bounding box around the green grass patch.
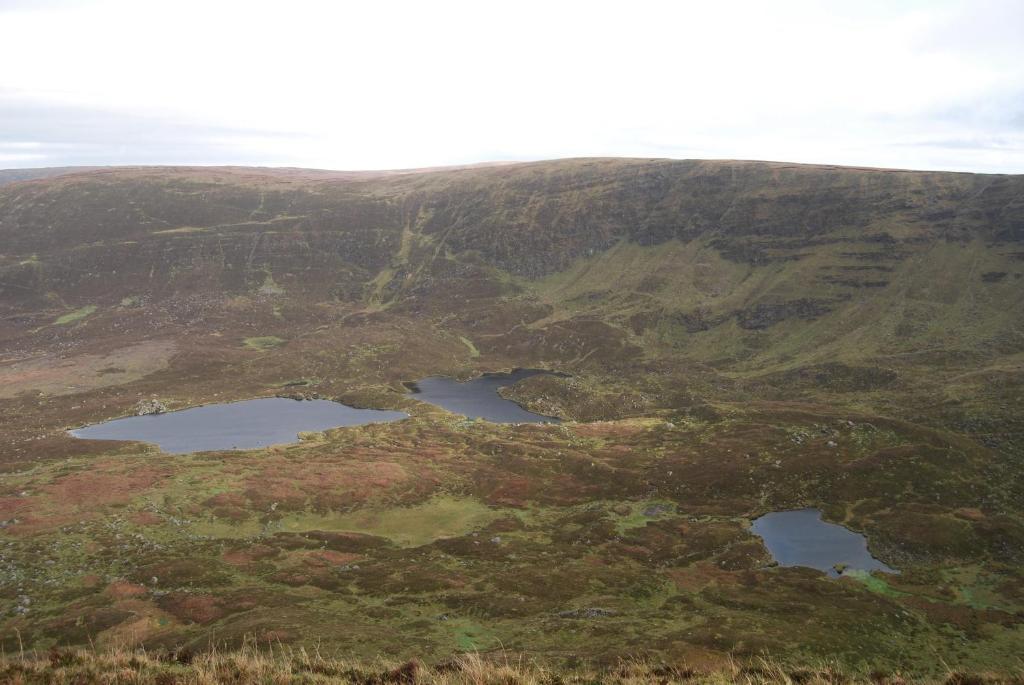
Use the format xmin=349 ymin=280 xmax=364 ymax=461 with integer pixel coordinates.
xmin=53 ymin=305 xmax=97 ymax=325
xmin=282 ymin=496 xmax=500 ymax=547
xmin=152 ymin=226 xmax=209 ymax=234
xmin=448 ymin=619 xmax=496 ymax=651
xmin=844 ymin=570 xmax=907 ymax=597
xmin=258 ymin=271 xmax=285 ymax=295
xmin=458 ymin=336 xmax=480 ymax=358
xmin=189 ymin=496 xmax=502 ymax=546
xmin=243 ymin=336 xmax=285 ymax=350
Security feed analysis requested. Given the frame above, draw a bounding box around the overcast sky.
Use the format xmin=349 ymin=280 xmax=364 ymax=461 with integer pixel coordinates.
xmin=1 ymin=0 xmax=1022 ymax=173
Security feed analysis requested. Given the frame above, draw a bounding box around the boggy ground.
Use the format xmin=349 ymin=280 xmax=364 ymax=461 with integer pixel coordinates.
xmin=0 ymin=161 xmax=1022 ymax=678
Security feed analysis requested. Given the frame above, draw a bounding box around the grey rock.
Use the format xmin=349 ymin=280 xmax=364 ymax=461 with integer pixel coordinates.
xmin=643 ymin=504 xmax=673 ymax=517
xmin=136 ymin=399 xmax=167 ymax=416
xmin=557 ymin=607 xmax=617 ymax=619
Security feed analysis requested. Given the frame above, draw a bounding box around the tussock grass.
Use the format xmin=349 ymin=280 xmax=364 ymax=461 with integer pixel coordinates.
xmin=0 ymin=647 xmax=1016 ymax=685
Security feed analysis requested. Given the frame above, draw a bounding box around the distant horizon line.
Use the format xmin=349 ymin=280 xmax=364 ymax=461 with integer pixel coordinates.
xmin=1 ymin=156 xmax=1020 ymax=177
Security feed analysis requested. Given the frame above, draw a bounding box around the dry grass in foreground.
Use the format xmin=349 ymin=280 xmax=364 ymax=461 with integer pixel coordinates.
xmin=0 ymin=647 xmax=1020 ymax=685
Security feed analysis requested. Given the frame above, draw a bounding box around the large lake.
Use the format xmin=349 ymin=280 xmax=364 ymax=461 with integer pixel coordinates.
xmin=407 ymin=369 xmax=560 ymax=423
xmin=751 ymin=508 xmax=896 ymax=577
xmin=70 ymin=398 xmax=408 ymax=454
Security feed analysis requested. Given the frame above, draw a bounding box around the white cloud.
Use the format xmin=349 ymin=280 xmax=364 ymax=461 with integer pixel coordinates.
xmin=0 ymin=0 xmax=1021 ymax=172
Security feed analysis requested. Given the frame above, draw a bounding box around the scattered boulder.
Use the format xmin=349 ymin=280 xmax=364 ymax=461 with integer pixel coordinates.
xmin=135 ymin=399 xmax=167 ymax=416
xmin=643 ymin=503 xmax=673 ymax=517
xmin=557 ymin=607 xmax=618 ymax=619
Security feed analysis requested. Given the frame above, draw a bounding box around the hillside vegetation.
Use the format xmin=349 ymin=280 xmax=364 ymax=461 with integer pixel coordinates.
xmin=2 ymin=647 xmax=1017 ymax=685
xmin=0 ymin=159 xmax=1021 ymax=677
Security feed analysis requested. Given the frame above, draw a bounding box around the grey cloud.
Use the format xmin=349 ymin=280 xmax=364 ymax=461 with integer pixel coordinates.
xmin=0 ymin=95 xmax=309 ymax=167
xmin=893 ymin=137 xmax=1024 ymax=151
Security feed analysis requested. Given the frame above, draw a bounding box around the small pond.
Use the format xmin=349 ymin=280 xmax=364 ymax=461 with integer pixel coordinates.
xmin=406 ymin=369 xmax=560 ymax=423
xmin=750 ymin=508 xmax=896 ymax=577
xmin=70 ymin=398 xmax=408 ymax=454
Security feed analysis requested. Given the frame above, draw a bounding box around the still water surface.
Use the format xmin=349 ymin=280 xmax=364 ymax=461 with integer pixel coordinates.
xmin=70 ymin=398 xmax=408 ymax=453
xmin=407 ymin=369 xmax=560 ymax=423
xmin=751 ymin=508 xmax=896 ymax=577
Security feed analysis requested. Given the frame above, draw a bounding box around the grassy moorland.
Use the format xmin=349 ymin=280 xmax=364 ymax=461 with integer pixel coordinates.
xmin=0 ymin=159 xmax=1021 ymax=678
xmin=3 ymin=647 xmax=1020 ymax=685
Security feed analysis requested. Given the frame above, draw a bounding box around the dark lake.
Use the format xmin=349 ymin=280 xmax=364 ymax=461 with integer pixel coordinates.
xmin=406 ymin=369 xmax=560 ymax=423
xmin=70 ymin=398 xmax=408 ymax=454
xmin=751 ymin=508 xmax=896 ymax=577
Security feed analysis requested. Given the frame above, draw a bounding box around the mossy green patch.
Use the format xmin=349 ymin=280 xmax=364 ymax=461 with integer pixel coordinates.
xmin=458 ymin=336 xmax=480 ymax=358
xmin=844 ymin=570 xmax=907 ymax=597
xmin=153 ymin=226 xmax=209 ymax=235
xmin=190 ymin=496 xmax=503 ymax=547
xmin=448 ymin=619 xmax=496 ymax=651
xmin=280 ymin=496 xmax=501 ymax=547
xmin=258 ymin=271 xmax=285 ymax=295
xmin=243 ymin=336 xmax=285 ymax=350
xmin=53 ymin=305 xmax=97 ymax=325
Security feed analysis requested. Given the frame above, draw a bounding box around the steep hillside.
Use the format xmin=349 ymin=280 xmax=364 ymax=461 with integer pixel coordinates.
xmin=0 ymin=160 xmax=1022 ymax=675
xmin=1 ymin=160 xmax=1021 ymax=439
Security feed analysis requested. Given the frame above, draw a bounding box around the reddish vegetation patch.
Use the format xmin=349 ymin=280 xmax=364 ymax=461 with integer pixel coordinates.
xmin=484 ymin=476 xmax=533 ymax=508
xmin=129 ymin=511 xmax=163 ymax=526
xmin=241 ymin=457 xmax=420 ymax=511
xmin=44 ymin=461 xmax=166 ymax=508
xmin=305 ymin=549 xmax=362 ymax=566
xmin=156 ymin=593 xmax=225 ymax=625
xmin=0 ymin=340 xmax=177 ymax=399
xmin=0 ymin=496 xmax=30 ymax=518
xmin=223 ymin=544 xmax=279 ymax=567
xmin=8 ymin=459 xmax=169 ymax=534
xmin=270 ymin=570 xmax=314 ymax=587
xmin=955 ymin=508 xmax=985 ymax=521
xmin=668 ymin=561 xmax=745 ymax=593
xmin=106 ymin=581 xmax=148 ymax=600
